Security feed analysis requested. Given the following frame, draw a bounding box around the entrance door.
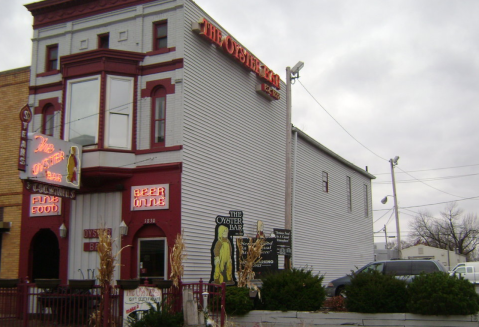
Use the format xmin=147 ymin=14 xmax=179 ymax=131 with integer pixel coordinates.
xmin=138 ymin=238 xmax=166 ymax=282
xmin=31 ymin=229 xmax=59 ymax=281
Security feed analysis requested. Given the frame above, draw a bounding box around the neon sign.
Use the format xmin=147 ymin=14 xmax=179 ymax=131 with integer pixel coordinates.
xmin=30 ymin=194 xmax=61 ymax=217
xmin=193 ymin=18 xmax=281 ymax=91
xmin=131 ymin=184 xmax=169 ymax=211
xmin=19 ymin=133 xmax=82 ymax=189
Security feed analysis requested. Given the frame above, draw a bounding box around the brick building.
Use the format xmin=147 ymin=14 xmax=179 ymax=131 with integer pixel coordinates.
xmin=0 ymin=66 xmax=30 ymax=278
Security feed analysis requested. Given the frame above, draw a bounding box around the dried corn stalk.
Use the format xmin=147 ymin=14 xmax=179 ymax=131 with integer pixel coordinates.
xmin=236 ymin=237 xmax=265 ymax=289
xmin=170 ymin=230 xmax=186 ymax=288
xmin=90 ymin=226 xmax=129 ymax=327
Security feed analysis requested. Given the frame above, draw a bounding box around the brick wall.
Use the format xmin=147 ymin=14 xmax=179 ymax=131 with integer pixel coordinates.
xmin=0 ymin=66 xmax=30 ymax=278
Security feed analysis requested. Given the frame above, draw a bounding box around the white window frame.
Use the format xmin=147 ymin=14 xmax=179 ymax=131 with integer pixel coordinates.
xmin=137 ymin=237 xmax=167 ymax=279
xmin=105 ymin=75 xmax=133 ymax=149
xmin=65 ymin=75 xmax=101 ymax=147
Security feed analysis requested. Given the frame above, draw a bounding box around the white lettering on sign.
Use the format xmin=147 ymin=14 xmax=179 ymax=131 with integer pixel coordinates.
xmin=131 ymin=184 xmax=169 ymax=211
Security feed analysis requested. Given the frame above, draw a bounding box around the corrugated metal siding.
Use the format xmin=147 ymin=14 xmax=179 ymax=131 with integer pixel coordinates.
xmin=68 ymin=192 xmax=122 ymax=281
xmin=292 ymin=135 xmax=374 ymax=283
xmin=181 ymin=0 xmax=287 ymax=282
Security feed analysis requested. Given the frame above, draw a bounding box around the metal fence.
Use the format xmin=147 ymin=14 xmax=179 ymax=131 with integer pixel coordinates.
xmin=0 ymin=279 xmax=225 ymax=327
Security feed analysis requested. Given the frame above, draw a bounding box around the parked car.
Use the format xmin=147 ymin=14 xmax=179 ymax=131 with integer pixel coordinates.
xmin=449 ymin=262 xmax=479 ymax=284
xmin=325 ymin=259 xmax=448 ymax=297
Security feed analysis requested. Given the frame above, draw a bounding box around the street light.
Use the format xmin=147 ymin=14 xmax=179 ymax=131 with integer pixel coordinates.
xmin=382 ymin=156 xmax=401 ymax=257
xmin=285 ymin=61 xmax=304 ymax=270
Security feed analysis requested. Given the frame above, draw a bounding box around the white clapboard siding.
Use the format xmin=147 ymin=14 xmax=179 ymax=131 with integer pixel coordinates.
xmin=292 ymin=129 xmax=374 ymax=282
xmin=68 ymin=192 xmax=122 ymax=281
xmin=181 ymin=1 xmax=287 ymax=282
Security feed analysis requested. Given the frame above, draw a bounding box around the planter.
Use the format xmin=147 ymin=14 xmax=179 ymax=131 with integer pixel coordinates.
xmin=151 ymin=279 xmax=173 ymax=289
xmin=69 ymin=279 xmax=95 ymax=289
xmin=35 ymin=279 xmax=61 ymax=289
xmin=0 ymin=279 xmax=19 ymax=288
xmin=116 ymin=279 xmax=140 ymax=290
xmin=249 ymin=290 xmax=258 ymax=298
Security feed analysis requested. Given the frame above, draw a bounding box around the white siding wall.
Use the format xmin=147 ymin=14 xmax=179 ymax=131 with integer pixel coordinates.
xmin=181 ymin=0 xmax=287 ymax=282
xmin=292 ymin=134 xmax=374 ymax=282
xmin=68 ymin=192 xmax=122 ymax=281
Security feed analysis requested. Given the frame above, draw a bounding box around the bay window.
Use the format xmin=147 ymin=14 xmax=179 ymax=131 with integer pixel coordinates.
xmin=65 ymin=76 xmax=100 ymax=146
xmin=105 ymin=76 xmax=133 ymax=149
xmin=65 ymin=74 xmax=133 ymax=149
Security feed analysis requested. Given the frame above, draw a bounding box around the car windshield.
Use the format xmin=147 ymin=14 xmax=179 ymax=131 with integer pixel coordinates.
xmin=359 ymin=262 xmax=384 ymax=273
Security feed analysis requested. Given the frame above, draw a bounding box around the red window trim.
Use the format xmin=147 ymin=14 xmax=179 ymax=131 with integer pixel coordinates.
xmin=151 ymin=86 xmax=167 ymax=148
xmin=153 ymin=20 xmax=167 ymax=51
xmin=42 ymin=104 xmax=55 ymax=136
xmin=45 ymin=44 xmax=59 ymax=72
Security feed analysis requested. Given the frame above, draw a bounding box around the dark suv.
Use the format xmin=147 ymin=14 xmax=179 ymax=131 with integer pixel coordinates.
xmin=325 ymin=259 xmax=448 ymax=297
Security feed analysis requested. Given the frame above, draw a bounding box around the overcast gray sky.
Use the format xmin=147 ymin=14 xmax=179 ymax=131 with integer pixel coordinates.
xmin=3 ymin=0 xmax=479 ymax=243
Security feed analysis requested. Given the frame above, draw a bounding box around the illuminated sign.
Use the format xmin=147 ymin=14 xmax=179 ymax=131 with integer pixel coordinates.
xmin=19 ymin=133 xmax=82 ymax=189
xmin=84 ymin=228 xmax=112 ymax=238
xmin=18 ymin=105 xmax=32 ymax=171
xmin=192 ymin=18 xmax=281 ymax=91
xmin=30 ymin=194 xmax=61 ymax=217
xmin=131 ymin=184 xmax=169 ymax=211
xmin=256 ymin=83 xmax=281 ymax=101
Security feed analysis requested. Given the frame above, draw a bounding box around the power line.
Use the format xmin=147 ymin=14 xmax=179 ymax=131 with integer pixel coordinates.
xmin=374 ymin=163 xmax=479 ymax=175
xmin=297 ymin=79 xmax=388 ymax=162
xmin=373 ymin=196 xmax=479 ymax=211
xmin=374 ymin=172 xmax=479 ymax=184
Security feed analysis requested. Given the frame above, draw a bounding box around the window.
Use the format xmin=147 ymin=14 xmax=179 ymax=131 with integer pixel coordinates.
xmin=346 ymin=176 xmax=352 ymax=212
xmin=65 ymin=76 xmax=100 ymax=146
xmin=98 ymin=33 xmax=110 ymax=49
xmin=151 ymin=87 xmax=166 ymax=145
xmin=105 ymin=76 xmax=133 ymax=149
xmin=42 ymin=104 xmax=55 ymax=136
xmin=138 ymin=238 xmax=166 ymax=281
xmin=322 ymin=172 xmax=329 ymax=192
xmin=46 ymin=44 xmax=58 ymax=72
xmin=153 ymin=21 xmax=167 ymax=50
xmin=363 ymin=184 xmax=369 ymax=217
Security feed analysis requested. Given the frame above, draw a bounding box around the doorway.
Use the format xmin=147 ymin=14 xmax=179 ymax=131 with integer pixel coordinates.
xmin=138 ymin=238 xmax=166 ymax=282
xmin=31 ymin=229 xmax=60 ymax=281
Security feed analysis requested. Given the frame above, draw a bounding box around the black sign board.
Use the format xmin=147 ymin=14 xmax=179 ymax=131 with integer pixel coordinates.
xmin=273 ymin=228 xmax=292 ymax=256
xmin=215 ymin=210 xmax=244 ymax=236
xmin=237 ymin=237 xmax=278 ymax=276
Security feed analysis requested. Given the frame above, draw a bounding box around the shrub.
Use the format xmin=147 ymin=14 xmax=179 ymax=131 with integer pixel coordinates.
xmin=224 ymin=287 xmax=254 ymax=316
xmin=259 ymin=267 xmax=326 ymax=311
xmin=407 ymin=272 xmax=479 ymax=315
xmin=127 ymin=302 xmax=183 ymax=327
xmin=323 ymin=296 xmax=347 ymax=312
xmin=345 ymin=270 xmax=408 ymax=313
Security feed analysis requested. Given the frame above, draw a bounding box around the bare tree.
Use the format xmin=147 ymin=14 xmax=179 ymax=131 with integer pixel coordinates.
xmin=409 ymin=203 xmax=479 ymax=257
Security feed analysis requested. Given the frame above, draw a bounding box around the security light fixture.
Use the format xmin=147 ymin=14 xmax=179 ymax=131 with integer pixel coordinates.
xmin=291 ymin=61 xmax=304 ymax=75
xmin=59 ymin=223 xmax=67 ymax=238
xmin=119 ymin=220 xmax=128 ymax=236
xmin=392 ymin=156 xmax=400 ymax=165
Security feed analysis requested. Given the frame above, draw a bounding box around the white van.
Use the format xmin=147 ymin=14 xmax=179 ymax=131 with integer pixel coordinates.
xmin=449 ymin=262 xmax=479 ymax=284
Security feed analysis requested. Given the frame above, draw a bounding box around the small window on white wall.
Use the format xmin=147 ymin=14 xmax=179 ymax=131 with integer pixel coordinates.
xmin=105 ymin=76 xmax=133 ymax=149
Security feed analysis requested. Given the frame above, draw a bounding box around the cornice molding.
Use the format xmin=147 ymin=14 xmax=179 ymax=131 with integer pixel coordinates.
xmin=26 ymin=0 xmax=156 ymax=29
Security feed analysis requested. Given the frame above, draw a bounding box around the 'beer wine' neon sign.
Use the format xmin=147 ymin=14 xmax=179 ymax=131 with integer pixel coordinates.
xmin=131 ymin=184 xmax=169 ymax=211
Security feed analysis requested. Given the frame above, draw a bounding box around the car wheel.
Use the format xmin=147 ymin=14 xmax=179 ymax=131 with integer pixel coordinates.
xmin=336 ymin=286 xmax=346 ymax=298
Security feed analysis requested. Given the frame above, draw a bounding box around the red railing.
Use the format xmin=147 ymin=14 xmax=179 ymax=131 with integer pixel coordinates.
xmin=0 ymin=279 xmax=225 ymax=327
